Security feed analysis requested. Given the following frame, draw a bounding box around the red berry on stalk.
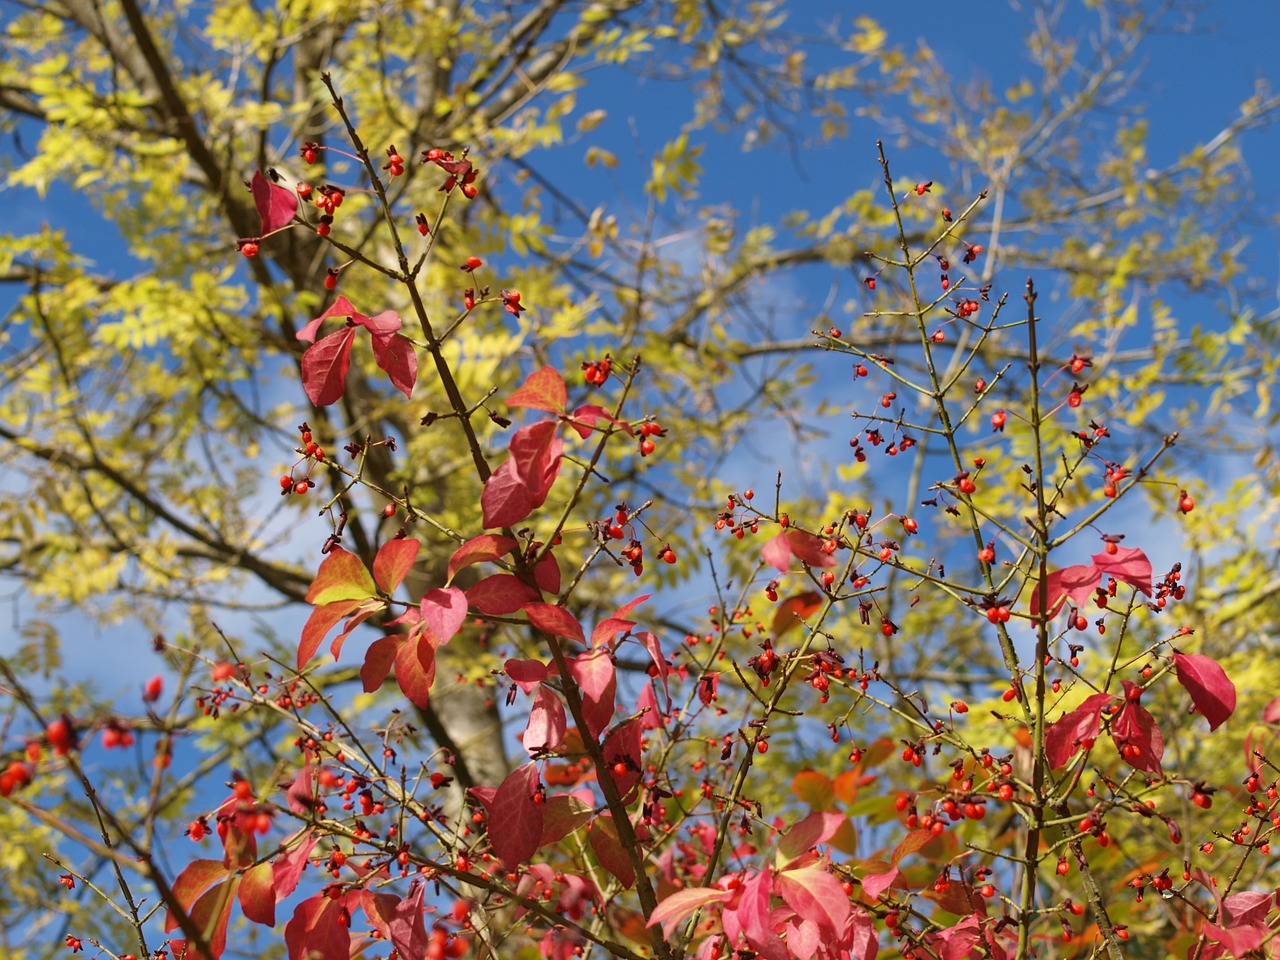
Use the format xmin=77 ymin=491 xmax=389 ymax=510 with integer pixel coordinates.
xmin=639 ymin=439 xmax=655 ymax=457
xmin=324 ymin=269 xmax=338 ymax=290
xmin=415 ymin=213 xmax=430 ymax=236
xmin=143 ymin=675 xmax=163 ymax=703
xmin=864 ymin=277 xmax=876 ymax=290
xmin=1178 ymin=491 xmax=1194 ymax=514
xmin=294 ymin=480 xmax=309 ymax=495
xmin=941 ymin=207 xmax=953 ymax=221
xmin=990 ymin=410 xmax=1007 ymax=432
xmin=239 ymin=240 xmax=259 ymax=258
xmin=462 ymin=256 xmax=482 ymax=271
xmin=914 ymin=181 xmax=932 ymax=195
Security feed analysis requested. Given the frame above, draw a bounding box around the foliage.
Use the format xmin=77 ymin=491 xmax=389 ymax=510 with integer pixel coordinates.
xmin=2 ymin=2 xmax=1280 ymax=959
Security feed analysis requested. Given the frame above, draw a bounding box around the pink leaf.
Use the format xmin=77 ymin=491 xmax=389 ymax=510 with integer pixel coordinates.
xmin=1222 ymin=890 xmax=1273 ymax=928
xmin=1264 ymin=697 xmax=1280 ymax=725
xmin=419 ymin=586 xmax=467 ymax=647
xmin=508 ymin=366 xmax=568 ymax=413
xmin=372 ymin=539 xmax=420 ymax=595
xmin=384 ymin=883 xmax=428 ymax=960
xmin=590 ymin=594 xmax=649 ymax=648
xmin=1030 ymin=564 xmax=1100 ymax=618
xmin=647 ymin=888 xmax=733 ymax=939
xmin=239 ymin=860 xmax=276 ymax=926
xmin=1111 ymin=682 xmax=1164 ymax=774
xmin=786 ymin=530 xmax=838 ymax=568
xmin=297 ymin=295 xmax=363 ymax=343
xmin=565 ymin=403 xmax=634 ymax=439
xmin=251 ymin=170 xmax=298 ymax=234
xmin=1045 ymin=693 xmax=1115 ymax=769
xmin=395 ymin=636 xmax=436 ymax=708
xmin=761 ymin=531 xmax=793 ymax=572
xmin=467 ymin=574 xmax=538 ymax=615
xmin=505 ymin=658 xmax=549 ymax=693
xmin=301 ymin=326 xmax=357 ymax=406
xmin=488 ymin=764 xmax=544 ymax=868
xmin=1172 ymin=651 xmax=1237 ymax=731
xmin=588 ymin=814 xmax=635 ymax=888
xmin=636 ymin=630 xmax=672 ymax=697
xmin=305 ymin=546 xmax=378 ymax=605
xmin=848 ymin=908 xmax=880 ymax=960
xmin=525 ymin=602 xmax=586 ymax=643
xmin=570 ymin=648 xmax=616 ymax=739
xmin=523 ymin=686 xmax=567 ymax=756
xmin=298 ymin=598 xmax=364 ymax=669
xmin=354 ymin=309 xmax=402 ymax=337
xmin=272 ymin=831 xmax=316 ymax=901
xmin=862 ymin=866 xmax=900 ymax=901
xmin=370 ymin=332 xmax=417 ymax=398
xmin=285 ymin=762 xmax=315 ymax=816
xmin=360 ymin=635 xmax=398 ymax=692
xmin=776 ymin=864 xmax=851 ymax=935
xmin=734 ymin=869 xmax=776 ymax=954
xmin=448 ymin=535 xmax=519 ymax=582
xmin=1091 ymin=546 xmax=1153 ymax=595
xmin=777 ymin=812 xmax=846 ymax=867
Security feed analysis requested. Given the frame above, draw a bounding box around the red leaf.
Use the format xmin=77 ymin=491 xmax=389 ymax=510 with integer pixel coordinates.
xmin=565 ymin=403 xmax=634 ymax=439
xmin=591 ymin=595 xmax=649 ymax=648
xmin=1173 ymin=651 xmax=1237 ymax=731
xmin=539 ymin=794 xmax=593 ymax=847
xmin=301 ymin=326 xmax=357 ymax=406
xmin=1091 ymin=546 xmax=1153 ymax=595
xmin=298 ymin=598 xmax=364 ymax=670
xmin=480 ymin=459 xmax=536 ymax=528
xmin=297 ymin=295 xmax=363 ymax=343
xmin=448 ymin=534 xmax=519 ymax=582
xmin=733 ymin=869 xmax=779 ymax=957
xmin=395 ymin=636 xmax=436 ymax=708
xmin=373 ymin=539 xmax=420 ymax=594
xmin=272 ymin=830 xmax=317 ymax=901
xmin=167 ymin=860 xmax=229 ymax=931
xmin=360 ymin=635 xmax=398 ymax=692
xmin=239 ymin=861 xmax=275 ymax=926
xmin=523 ymin=686 xmax=567 ymax=755
xmin=505 ymin=658 xmax=550 ymax=692
xmin=525 ymin=602 xmax=586 ymax=643
xmin=1045 ymin=693 xmax=1114 ymax=769
xmin=601 ymin=718 xmax=643 ymax=798
xmin=488 ymin=764 xmax=544 ymax=868
xmin=251 ymin=170 xmax=298 ymax=234
xmin=305 ymin=546 xmax=378 ymax=605
xmin=636 ymin=630 xmax=672 ymax=697
xmin=1222 ymin=890 xmax=1273 ymax=928
xmin=284 ymin=894 xmax=349 ymax=960
xmin=1030 ymin=564 xmax=1100 ymax=618
xmin=534 ymin=550 xmax=561 ymax=594
xmin=370 ymin=332 xmax=417 ymax=398
xmin=508 ymin=366 xmax=567 ymax=413
xmin=328 ymin=599 xmax=384 ymax=660
xmin=772 ymin=591 xmax=824 ymax=638
xmin=1264 ymin=697 xmax=1280 ymax=724
xmin=776 ymin=864 xmax=850 ymax=935
xmin=569 ymin=648 xmax=616 ymax=739
xmin=467 ymin=574 xmax=538 ymax=615
xmin=648 ymin=888 xmax=733 ymax=939
xmin=419 ymin=586 xmax=467 ymax=647
xmin=1111 ymin=682 xmax=1164 ymax=774
xmin=588 ymin=814 xmax=635 ymax=888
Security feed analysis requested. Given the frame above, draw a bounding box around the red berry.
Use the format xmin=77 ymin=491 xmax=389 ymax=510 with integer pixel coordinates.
xmin=383 ymin=503 xmax=397 ymax=518
xmin=639 ymin=439 xmax=656 ymax=457
xmin=463 ymin=256 xmax=482 ymax=271
xmin=914 ymin=181 xmax=932 ymax=195
xmin=1068 ymin=389 xmax=1083 ymax=408
xmin=294 ymin=480 xmax=309 ymax=495
xmin=143 ymin=675 xmax=163 ymax=703
xmin=941 ymin=207 xmax=953 ymax=221
xmin=958 ymin=477 xmax=976 ymax=494
xmin=239 ymin=241 xmax=259 ymax=257
xmin=990 ymin=410 xmax=1007 ymax=431
xmin=324 ymin=269 xmax=338 ymax=290
xmin=756 ymin=740 xmax=769 ymax=754
xmin=902 ymin=517 xmax=918 ymax=534
xmin=279 ymin=474 xmax=293 ymax=489
xmin=1178 ymin=491 xmax=1194 ymax=514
